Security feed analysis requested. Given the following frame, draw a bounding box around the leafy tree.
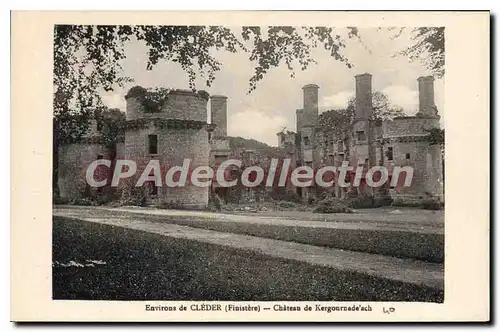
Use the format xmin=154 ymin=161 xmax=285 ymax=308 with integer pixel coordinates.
xmin=318 ymin=91 xmax=404 ymax=139
xmin=387 ymin=27 xmax=445 ymax=78
xmin=229 ymin=136 xmax=283 ymax=159
xmin=349 ymin=91 xmax=405 ymax=121
xmin=96 ymin=108 xmax=126 ymax=148
xmin=130 ymin=87 xmax=172 ymax=113
xmin=51 ymin=25 xmax=355 ymax=196
xmin=318 ymin=108 xmax=353 ymax=142
xmin=53 ymin=25 xmax=360 ymax=143
xmin=425 ymin=127 xmax=445 ymax=145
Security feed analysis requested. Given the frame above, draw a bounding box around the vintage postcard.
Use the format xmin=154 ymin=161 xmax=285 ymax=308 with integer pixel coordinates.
xmin=11 ymin=11 xmax=490 ymax=322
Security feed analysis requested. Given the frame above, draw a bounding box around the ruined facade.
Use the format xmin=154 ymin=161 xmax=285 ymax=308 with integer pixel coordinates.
xmin=123 ymin=88 xmax=211 ymax=208
xmin=57 ymin=115 xmax=125 ymax=201
xmin=208 ymin=95 xmax=232 ymax=200
xmin=278 ymin=74 xmax=444 ymax=203
xmin=58 ymin=73 xmax=443 ymax=207
xmin=58 ymin=87 xmax=223 ymax=209
xmin=56 ymin=83 xmax=282 ymax=207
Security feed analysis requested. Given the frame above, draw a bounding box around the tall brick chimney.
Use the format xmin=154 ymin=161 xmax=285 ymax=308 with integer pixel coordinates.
xmin=417 ymin=76 xmax=438 ymax=117
xmin=302 ymin=84 xmax=319 ymax=127
xmin=210 ymin=95 xmax=228 ymax=137
xmin=355 ymin=73 xmax=373 ymax=120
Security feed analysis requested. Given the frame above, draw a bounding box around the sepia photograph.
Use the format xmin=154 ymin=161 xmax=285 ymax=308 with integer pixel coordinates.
xmin=10 ymin=10 xmax=490 ymax=322
xmin=52 ymin=24 xmax=445 ymax=302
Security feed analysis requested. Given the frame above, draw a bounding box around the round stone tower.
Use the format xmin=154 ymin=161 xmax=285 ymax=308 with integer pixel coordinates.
xmin=351 ymin=73 xmax=376 ymax=167
xmin=123 ymin=86 xmax=211 ymax=208
xmin=301 ymin=83 xmax=319 ymax=127
xmin=210 ymin=95 xmax=228 ymax=138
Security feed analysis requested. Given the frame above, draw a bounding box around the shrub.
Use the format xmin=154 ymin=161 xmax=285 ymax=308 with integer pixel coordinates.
xmin=282 ymin=192 xmax=303 ymax=203
xmin=373 ymin=196 xmax=393 ymax=207
xmin=142 ymin=88 xmax=171 ymax=113
xmin=53 ymin=196 xmax=69 ymax=205
xmin=120 ymin=186 xmax=146 ymax=207
xmin=71 ymin=197 xmax=95 ymax=206
xmin=392 ymin=198 xmax=421 ymax=208
xmin=159 ymin=200 xmax=186 ymax=210
xmin=313 ymin=197 xmax=353 ymax=214
xmin=94 ymin=193 xmax=115 ymax=206
xmin=197 ymin=90 xmax=210 ymax=100
xmin=278 ymin=200 xmax=297 ymax=209
xmin=422 ymin=199 xmax=444 ymax=210
xmin=318 ymin=191 xmax=333 ymax=201
xmin=270 ymin=190 xmax=303 ymax=203
xmin=208 ymin=194 xmax=223 ymax=211
xmin=297 ymin=205 xmax=310 ymax=212
xmin=125 ymin=85 xmax=147 ymax=98
xmin=346 ymin=195 xmax=374 ymax=209
xmin=392 ymin=197 xmax=444 ymax=210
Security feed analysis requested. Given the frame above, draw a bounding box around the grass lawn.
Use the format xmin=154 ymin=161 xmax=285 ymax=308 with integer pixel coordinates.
xmin=56 ymin=207 xmax=444 ymax=263
xmin=53 ymin=216 xmax=443 ymax=302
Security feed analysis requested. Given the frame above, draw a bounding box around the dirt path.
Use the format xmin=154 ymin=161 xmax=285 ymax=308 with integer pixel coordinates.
xmin=57 ymin=205 xmax=444 ymax=234
xmin=54 ymin=206 xmax=444 ymax=290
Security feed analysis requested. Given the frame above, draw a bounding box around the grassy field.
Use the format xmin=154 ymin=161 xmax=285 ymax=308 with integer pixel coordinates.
xmin=55 ymin=206 xmax=444 ymax=263
xmin=53 ymin=216 xmax=443 ymax=302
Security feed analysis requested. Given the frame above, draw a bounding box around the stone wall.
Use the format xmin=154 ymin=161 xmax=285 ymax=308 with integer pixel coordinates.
xmin=125 ymin=89 xmax=208 ymax=122
xmin=124 ymin=122 xmax=210 ymax=208
xmin=58 ymin=143 xmax=113 ymax=199
xmin=289 ymin=74 xmax=444 ymax=204
xmin=382 ymin=116 xmax=440 ymax=138
xmin=208 ymin=95 xmax=231 ymax=194
xmin=210 ymin=138 xmax=230 ymax=154
xmin=423 ymin=144 xmax=444 ymax=198
xmin=302 ymin=84 xmax=319 ymax=127
xmin=351 ymin=120 xmax=370 ymax=165
xmin=165 ymin=90 xmax=208 ymax=122
xmin=296 ymin=109 xmax=305 ymax=131
xmin=125 ymin=96 xmax=143 ymax=121
xmin=122 ymin=85 xmax=211 ymax=208
xmin=380 ymin=116 xmax=443 ymax=201
xmin=210 ymin=95 xmax=228 ymax=138
xmin=116 ymin=142 xmax=125 ymax=159
xmin=277 ymin=131 xmax=296 ymax=149
xmin=382 ymin=139 xmax=443 ymax=201
xmin=299 ymin=126 xmax=317 ymax=166
xmin=355 ymin=73 xmax=373 ymax=120
xmin=210 ymin=137 xmax=230 ymax=165
xmin=417 ymin=76 xmax=436 ymax=115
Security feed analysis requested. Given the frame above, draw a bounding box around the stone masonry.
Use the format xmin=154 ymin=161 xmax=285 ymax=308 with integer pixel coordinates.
xmin=58 ymin=75 xmax=443 ymax=207
xmin=123 ymin=88 xmax=211 ymax=208
xmin=58 ymin=87 xmax=215 ymax=208
xmin=278 ymin=74 xmax=444 ymax=203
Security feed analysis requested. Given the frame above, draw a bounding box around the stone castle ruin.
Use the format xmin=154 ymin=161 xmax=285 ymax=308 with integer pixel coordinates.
xmin=57 ymin=73 xmax=443 ymax=208
xmin=123 ymin=87 xmax=212 ymax=208
xmin=57 ymin=86 xmax=232 ymax=208
xmin=278 ymin=74 xmax=444 ymax=204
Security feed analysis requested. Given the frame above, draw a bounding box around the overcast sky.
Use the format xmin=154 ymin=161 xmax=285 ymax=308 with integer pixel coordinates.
xmin=101 ymin=27 xmax=444 ymax=147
